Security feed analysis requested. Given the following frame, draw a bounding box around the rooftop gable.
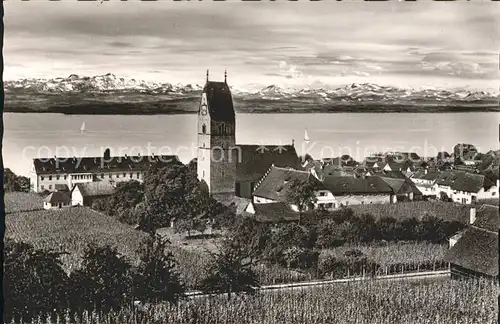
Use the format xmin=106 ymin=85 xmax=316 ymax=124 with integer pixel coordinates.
xmin=444 ymin=226 xmax=498 ymax=277
xmin=236 ymin=144 xmax=300 ymax=183
xmin=252 ymin=166 xmax=325 ymax=201
xmin=322 ymin=175 xmax=393 ymax=195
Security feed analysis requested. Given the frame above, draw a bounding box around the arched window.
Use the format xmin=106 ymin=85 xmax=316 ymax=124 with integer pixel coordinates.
xmin=202 ymin=124 xmax=207 ymax=134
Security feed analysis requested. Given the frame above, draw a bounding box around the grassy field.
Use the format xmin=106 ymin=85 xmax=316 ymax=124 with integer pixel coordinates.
xmin=5 ymin=192 xmax=45 ymax=214
xmin=18 ymin=278 xmax=499 ymax=324
xmin=6 ymin=207 xmax=148 ymax=271
xmin=320 ymin=242 xmax=448 ymax=274
xmin=477 ymin=198 xmax=499 ymax=206
xmin=349 ymin=201 xmax=471 ymax=223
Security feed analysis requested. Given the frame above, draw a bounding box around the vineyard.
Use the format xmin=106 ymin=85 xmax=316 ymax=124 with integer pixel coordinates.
xmin=169 ymin=241 xmax=449 ymax=288
xmin=5 ymin=207 xmax=451 ymax=288
xmin=6 ymin=207 xmax=148 ymax=271
xmin=13 ymin=278 xmax=499 ymax=324
xmin=5 ymin=192 xmax=45 ymax=214
xmin=349 ymin=201 xmax=470 ymax=223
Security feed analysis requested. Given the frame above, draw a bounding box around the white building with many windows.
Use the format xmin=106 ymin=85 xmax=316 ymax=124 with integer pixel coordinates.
xmin=30 ymin=152 xmax=180 ymax=193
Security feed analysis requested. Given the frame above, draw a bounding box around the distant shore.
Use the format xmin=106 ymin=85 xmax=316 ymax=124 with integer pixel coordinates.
xmin=5 ymin=103 xmax=500 ymax=115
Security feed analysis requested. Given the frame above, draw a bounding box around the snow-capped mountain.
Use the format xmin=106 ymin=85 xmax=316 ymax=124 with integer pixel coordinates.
xmin=5 ymin=73 xmax=203 ymax=95
xmin=5 ymin=74 xmax=499 ymax=105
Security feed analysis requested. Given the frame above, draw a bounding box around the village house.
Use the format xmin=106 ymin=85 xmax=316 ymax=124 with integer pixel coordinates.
xmin=243 ymin=201 xmax=299 ymax=223
xmin=434 ymin=170 xmax=498 ymax=204
xmin=444 ymin=205 xmax=499 ymax=281
xmin=321 ymin=174 xmax=395 ymax=206
xmin=410 ymin=170 xmax=441 ymax=198
xmin=30 ymin=153 xmax=180 ymax=193
xmin=377 ymin=171 xmax=422 ymax=202
xmin=71 ymin=181 xmax=116 ymax=207
xmin=251 ymin=165 xmax=333 ymax=211
xmin=382 ymin=161 xmax=415 ymax=177
xmin=43 ymin=191 xmax=71 ymax=210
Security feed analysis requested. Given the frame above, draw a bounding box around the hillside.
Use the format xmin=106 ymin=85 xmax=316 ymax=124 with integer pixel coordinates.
xmin=5 ymin=207 xmax=148 ymax=271
xmin=6 ymin=74 xmax=500 ymax=114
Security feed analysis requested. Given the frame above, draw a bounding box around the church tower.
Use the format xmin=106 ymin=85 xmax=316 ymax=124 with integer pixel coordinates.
xmin=197 ymin=70 xmax=237 ymax=199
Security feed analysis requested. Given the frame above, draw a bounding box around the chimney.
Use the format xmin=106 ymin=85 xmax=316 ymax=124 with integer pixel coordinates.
xmin=470 ymin=207 xmax=476 ymax=225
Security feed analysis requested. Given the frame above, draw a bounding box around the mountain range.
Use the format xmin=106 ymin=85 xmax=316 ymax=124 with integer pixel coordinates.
xmin=5 ymin=73 xmax=500 ymax=114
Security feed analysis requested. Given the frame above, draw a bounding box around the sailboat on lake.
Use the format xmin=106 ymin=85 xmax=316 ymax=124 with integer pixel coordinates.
xmin=304 ymin=128 xmax=310 ymax=144
xmin=80 ymin=121 xmax=86 ymax=134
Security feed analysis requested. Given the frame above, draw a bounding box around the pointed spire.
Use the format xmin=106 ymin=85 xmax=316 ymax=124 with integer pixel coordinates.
xmin=206 ymin=69 xmax=209 ymax=82
xmin=292 ymin=139 xmax=295 ymax=147
xmin=224 ymin=70 xmax=227 ymax=83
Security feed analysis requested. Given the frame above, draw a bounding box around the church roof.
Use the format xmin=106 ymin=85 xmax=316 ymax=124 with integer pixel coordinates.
xmin=204 ymin=81 xmax=235 ymax=122
xmin=236 ymin=145 xmax=301 ymax=183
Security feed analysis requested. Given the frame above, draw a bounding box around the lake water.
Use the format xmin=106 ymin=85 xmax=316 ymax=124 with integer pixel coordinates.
xmin=4 ymin=112 xmax=500 ymax=176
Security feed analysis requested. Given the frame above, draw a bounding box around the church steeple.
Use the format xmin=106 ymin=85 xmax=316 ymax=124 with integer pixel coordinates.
xmin=224 ymin=70 xmax=227 ymax=83
xmin=206 ymin=69 xmax=209 ymax=82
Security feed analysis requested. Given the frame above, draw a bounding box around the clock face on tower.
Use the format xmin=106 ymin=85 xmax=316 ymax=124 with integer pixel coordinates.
xmin=201 ymin=105 xmax=207 ymax=115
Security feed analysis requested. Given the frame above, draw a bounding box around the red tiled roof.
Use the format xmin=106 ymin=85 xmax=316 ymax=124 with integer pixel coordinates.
xmin=245 ymin=202 xmax=299 ymax=223
xmin=236 ymin=145 xmax=301 ymax=183
xmin=252 ymin=166 xmax=325 ymax=201
xmin=444 ymin=226 xmax=498 ymax=277
xmin=322 ymin=175 xmax=393 ymax=195
xmin=33 ymin=155 xmax=180 ymax=175
xmin=44 ymin=191 xmax=71 ymax=204
xmin=474 ymin=204 xmax=500 ymax=232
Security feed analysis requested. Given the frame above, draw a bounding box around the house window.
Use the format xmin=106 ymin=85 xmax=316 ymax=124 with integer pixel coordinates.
xmin=319 ymin=192 xmax=326 ymax=197
xmin=325 ymin=203 xmax=333 ymax=208
xmin=137 ymin=172 xmax=140 ymax=178
xmin=235 ymin=182 xmax=241 ymax=196
xmin=117 ymin=174 xmax=120 ymax=178
xmin=56 ymin=175 xmax=60 ymax=180
xmin=101 ymin=174 xmax=104 ymax=178
xmin=493 ymin=192 xmax=496 ymax=196
xmin=64 ymin=175 xmax=67 ymax=180
xmin=41 ymin=185 xmax=44 ymax=190
xmin=49 ymin=176 xmax=52 ymax=180
xmin=109 ymin=174 xmax=112 ymax=179
xmin=41 ymin=176 xmax=44 ymax=181
xmin=48 ymin=185 xmax=52 ymax=190
xmin=130 ymin=173 xmax=133 ymax=178
xmin=123 ymin=173 xmax=126 ymax=178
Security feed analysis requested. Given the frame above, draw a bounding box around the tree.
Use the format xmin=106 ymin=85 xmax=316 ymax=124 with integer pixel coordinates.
xmin=453 ymin=143 xmax=476 ymax=164
xmin=287 ymin=179 xmax=318 ymax=223
xmin=142 ymin=163 xmax=198 ymax=229
xmin=199 ymin=239 xmax=259 ymax=300
xmin=354 ymin=213 xmax=377 ymax=242
xmin=4 ymin=168 xmax=30 ymax=192
xmin=187 ymin=158 xmax=197 ymax=175
xmin=70 ymin=243 xmax=133 ymax=314
xmin=105 ymin=180 xmax=145 ymax=223
xmin=227 ymin=217 xmax=271 ymax=263
xmin=174 ymin=186 xmax=227 ymax=237
xmin=282 ymin=246 xmax=319 ymax=270
xmin=316 ymin=220 xmax=351 ymax=248
xmin=134 ymin=234 xmax=185 ymax=304
xmin=3 ymin=239 xmax=70 ymax=323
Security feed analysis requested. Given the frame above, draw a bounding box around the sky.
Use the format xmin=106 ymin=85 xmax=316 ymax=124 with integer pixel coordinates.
xmin=5 ymin=2 xmax=500 ymax=91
